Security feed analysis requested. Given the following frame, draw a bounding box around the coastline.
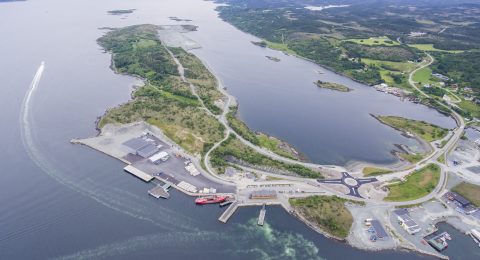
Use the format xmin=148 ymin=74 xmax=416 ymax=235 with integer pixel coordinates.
xmin=81 ymin=24 xmax=456 ymax=259
xmin=214 ymin=10 xmax=456 ymax=129
xmin=290 ymin=204 xmax=448 ymax=259
xmin=370 ymin=114 xmax=434 ymax=156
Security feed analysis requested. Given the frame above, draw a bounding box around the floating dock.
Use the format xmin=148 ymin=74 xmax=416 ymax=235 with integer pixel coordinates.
xmin=218 ymin=201 xmax=239 ymax=223
xmin=148 ymin=185 xmax=170 ymax=199
xmin=257 ymin=204 xmax=266 ymax=226
xmin=124 ymin=165 xmax=153 ymax=182
xmin=219 ymin=200 xmax=233 ymax=207
xmin=469 ymin=229 xmax=480 ymax=246
xmin=427 ymin=232 xmax=449 ymax=252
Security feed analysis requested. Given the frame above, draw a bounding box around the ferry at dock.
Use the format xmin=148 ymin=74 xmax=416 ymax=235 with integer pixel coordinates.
xmin=195 ymin=195 xmax=228 ymax=205
xmin=470 ymin=229 xmax=480 ymax=247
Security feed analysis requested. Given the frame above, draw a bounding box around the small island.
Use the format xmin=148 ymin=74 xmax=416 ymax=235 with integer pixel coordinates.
xmin=169 ymin=16 xmax=193 ymax=22
xmin=265 ymin=56 xmax=281 ymax=62
xmin=107 ymin=9 xmax=135 ymax=15
xmin=314 ymin=80 xmax=352 ymax=92
xmin=251 ymin=41 xmax=267 ymax=47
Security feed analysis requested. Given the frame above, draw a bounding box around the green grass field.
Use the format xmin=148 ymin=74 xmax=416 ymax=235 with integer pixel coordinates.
xmin=226 ymin=107 xmax=300 ymax=160
xmin=384 ymin=164 xmax=440 ymax=201
xmin=210 ymin=135 xmax=320 ymax=178
xmin=376 ymin=115 xmax=448 ymax=142
xmin=459 ymin=99 xmax=480 ymax=119
xmin=362 ymin=59 xmax=416 ymax=72
xmin=437 ymin=154 xmax=446 ymax=164
xmin=265 ymin=40 xmax=297 ymax=55
xmin=409 ymin=44 xmax=464 ymax=53
xmin=361 ymin=59 xmax=414 ymax=89
xmin=451 ymin=182 xmax=480 ymax=207
xmin=413 ymin=67 xmax=436 ymax=85
xmin=346 ymin=36 xmax=400 ymax=46
xmin=290 ymin=196 xmax=353 ymax=238
xmin=362 ymin=167 xmax=393 ymax=176
xmin=399 ymin=153 xmax=425 ymax=164
xmin=97 ymin=25 xmax=225 ymax=155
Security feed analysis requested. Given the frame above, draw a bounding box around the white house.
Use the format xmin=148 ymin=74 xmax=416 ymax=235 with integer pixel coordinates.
xmin=148 ymin=151 xmax=169 ymax=164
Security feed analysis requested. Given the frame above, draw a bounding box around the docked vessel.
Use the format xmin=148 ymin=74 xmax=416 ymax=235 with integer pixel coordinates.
xmin=257 ymin=204 xmax=266 ymax=226
xmin=195 ymin=195 xmax=227 ymax=205
xmin=219 ymin=200 xmax=233 ymax=207
xmin=470 ymin=229 xmax=480 ymax=247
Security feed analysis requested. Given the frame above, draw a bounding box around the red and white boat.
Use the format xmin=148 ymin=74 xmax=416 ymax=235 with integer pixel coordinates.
xmin=195 ymin=195 xmax=227 ymax=205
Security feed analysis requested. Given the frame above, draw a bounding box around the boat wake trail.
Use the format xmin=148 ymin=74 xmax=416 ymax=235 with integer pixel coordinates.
xmin=21 ymin=62 xmax=44 ymax=128
xmin=54 ymin=219 xmax=323 ymax=260
xmin=18 ymin=64 xmax=321 ymax=260
xmin=18 ymin=62 xmax=196 ymax=233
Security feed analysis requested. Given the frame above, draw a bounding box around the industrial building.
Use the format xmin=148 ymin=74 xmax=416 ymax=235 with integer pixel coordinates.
xmin=122 ymin=136 xmax=160 ymax=158
xmin=370 ymin=220 xmax=389 ymax=240
xmin=149 ymin=151 xmax=169 ymax=164
xmin=394 ymin=209 xmax=422 ymax=235
xmin=445 ymin=191 xmax=477 ymax=214
xmin=446 ymin=192 xmax=471 ymax=207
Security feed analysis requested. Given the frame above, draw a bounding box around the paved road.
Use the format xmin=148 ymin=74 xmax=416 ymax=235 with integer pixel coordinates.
xmin=317 ymin=172 xmax=377 ymax=198
xmin=166 ymin=44 xmax=466 ymax=207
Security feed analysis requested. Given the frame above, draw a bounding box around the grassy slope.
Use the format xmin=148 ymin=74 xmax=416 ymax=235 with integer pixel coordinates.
xmin=459 ymin=100 xmax=480 ymax=119
xmin=376 ymin=116 xmax=448 ymax=142
xmin=169 ymin=47 xmax=224 ymax=115
xmin=290 ymin=196 xmax=353 ymax=239
xmin=226 ymin=107 xmax=300 ymax=160
xmin=346 ymin=36 xmax=400 ymax=46
xmin=362 ymin=58 xmax=415 ymax=89
xmin=451 ymin=182 xmax=480 ymax=207
xmin=385 ymin=164 xmax=440 ymax=202
xmin=97 ymin=25 xmax=224 ymax=155
xmin=265 ymin=40 xmax=297 ymax=55
xmin=398 ymin=153 xmax=425 ymax=164
xmin=409 ymin=44 xmax=464 ymax=53
xmin=210 ymin=135 xmax=321 ymax=178
xmin=413 ymin=67 xmax=436 ymax=85
xmin=362 ymin=167 xmax=393 ymax=176
xmin=362 ymin=59 xmax=416 ymax=72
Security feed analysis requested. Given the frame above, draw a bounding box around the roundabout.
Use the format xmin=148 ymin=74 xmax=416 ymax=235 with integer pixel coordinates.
xmin=317 ymin=172 xmax=378 ymax=198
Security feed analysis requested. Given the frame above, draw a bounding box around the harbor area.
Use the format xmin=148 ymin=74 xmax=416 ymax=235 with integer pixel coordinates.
xmin=347 ymin=204 xmax=398 ymax=251
xmin=388 ymin=199 xmax=480 ymax=258
xmin=71 ymin=123 xmax=480 ymax=257
xmin=72 ymin=122 xmax=235 ymax=197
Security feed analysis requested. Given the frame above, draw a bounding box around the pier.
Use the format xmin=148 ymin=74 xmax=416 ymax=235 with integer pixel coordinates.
xmin=257 ymin=204 xmax=266 ymax=226
xmin=218 ymin=201 xmax=239 ymax=223
xmin=124 ymin=165 xmax=153 ymax=182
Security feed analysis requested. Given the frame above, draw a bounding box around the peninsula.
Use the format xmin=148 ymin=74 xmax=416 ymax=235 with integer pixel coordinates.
xmin=73 ymin=19 xmax=479 ymax=260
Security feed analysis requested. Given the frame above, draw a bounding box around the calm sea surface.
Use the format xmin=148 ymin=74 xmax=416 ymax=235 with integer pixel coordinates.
xmin=0 ymin=0 xmax=453 ymax=258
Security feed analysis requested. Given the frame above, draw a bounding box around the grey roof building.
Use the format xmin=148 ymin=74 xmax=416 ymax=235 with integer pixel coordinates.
xmin=137 ymin=144 xmax=160 ymax=158
xmin=371 ymin=220 xmax=388 ymax=239
xmin=447 ymin=192 xmax=471 ymax=208
xmin=394 ymin=209 xmax=421 ymax=235
xmin=122 ymin=136 xmax=159 ymax=158
xmin=250 ymin=190 xmax=277 ymax=199
xmin=123 ymin=137 xmax=151 ymax=152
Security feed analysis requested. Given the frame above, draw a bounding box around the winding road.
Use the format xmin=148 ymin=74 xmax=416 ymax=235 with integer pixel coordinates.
xmin=165 ymin=41 xmax=465 ymax=207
